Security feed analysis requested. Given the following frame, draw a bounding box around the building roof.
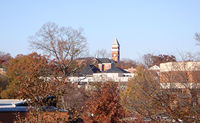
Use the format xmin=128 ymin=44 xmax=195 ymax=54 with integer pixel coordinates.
xmin=96 ymin=58 xmax=116 ymax=64
xmin=0 ymin=99 xmax=28 ymax=112
xmin=106 ymin=67 xmax=129 ymax=73
xmin=112 ymin=38 xmax=120 ymax=46
xmin=80 ymin=65 xmax=100 ymax=75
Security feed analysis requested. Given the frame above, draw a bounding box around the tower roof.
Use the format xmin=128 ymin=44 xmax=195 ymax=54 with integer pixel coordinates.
xmin=112 ymin=38 xmax=120 ymax=46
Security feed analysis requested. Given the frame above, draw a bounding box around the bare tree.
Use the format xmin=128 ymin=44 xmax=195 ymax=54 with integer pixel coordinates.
xmin=95 ymin=49 xmax=110 ymax=58
xmin=195 ymin=33 xmax=200 ymax=45
xmin=28 ymin=22 xmax=90 ymax=121
xmin=30 ymin=22 xmax=87 ymax=76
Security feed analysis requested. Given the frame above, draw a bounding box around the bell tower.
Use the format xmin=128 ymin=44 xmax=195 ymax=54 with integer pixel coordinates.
xmin=112 ymin=38 xmax=120 ymax=62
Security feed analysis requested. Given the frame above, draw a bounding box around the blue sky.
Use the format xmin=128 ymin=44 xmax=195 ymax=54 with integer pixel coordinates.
xmin=1 ymin=0 xmax=200 ymax=61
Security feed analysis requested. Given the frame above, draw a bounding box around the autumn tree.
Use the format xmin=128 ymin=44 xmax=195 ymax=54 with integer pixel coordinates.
xmin=121 ymin=62 xmax=200 ymax=122
xmin=29 ymin=22 xmax=87 ymax=76
xmin=58 ymin=84 xmax=89 ymax=122
xmin=29 ymin=22 xmax=90 ymax=120
xmin=120 ymin=65 xmax=163 ymax=121
xmin=0 ymin=74 xmax=9 ymax=98
xmin=115 ymin=58 xmax=137 ymax=69
xmin=82 ymin=82 xmax=125 ymax=123
xmin=1 ymin=53 xmax=60 ymax=106
xmin=0 ymin=51 xmax=12 ymax=68
xmin=143 ymin=53 xmax=176 ymax=68
xmin=0 ymin=52 xmax=88 ymax=122
xmin=0 ymin=54 xmax=25 ymax=98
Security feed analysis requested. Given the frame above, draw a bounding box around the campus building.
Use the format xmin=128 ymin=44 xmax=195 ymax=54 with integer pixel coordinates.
xmin=160 ymin=62 xmax=200 ymax=108
xmin=68 ymin=38 xmax=134 ymax=84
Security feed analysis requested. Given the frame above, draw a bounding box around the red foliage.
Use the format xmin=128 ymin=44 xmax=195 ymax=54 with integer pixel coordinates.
xmin=144 ymin=54 xmax=176 ymax=68
xmin=82 ymin=82 xmax=125 ymax=123
xmin=0 ymin=51 xmax=12 ymax=68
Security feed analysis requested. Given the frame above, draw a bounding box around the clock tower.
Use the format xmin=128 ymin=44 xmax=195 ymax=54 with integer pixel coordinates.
xmin=112 ymin=38 xmax=120 ymax=62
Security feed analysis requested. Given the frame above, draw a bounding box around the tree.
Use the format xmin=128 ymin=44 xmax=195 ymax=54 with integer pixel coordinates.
xmin=29 ymin=22 xmax=90 ymax=121
xmin=121 ymin=62 xmax=200 ymax=122
xmin=195 ymin=33 xmax=200 ymax=44
xmin=1 ymin=53 xmax=59 ymax=106
xmin=0 ymin=51 xmax=12 ymax=68
xmin=143 ymin=54 xmax=176 ymax=68
xmin=82 ymin=82 xmax=125 ymax=123
xmin=115 ymin=58 xmax=137 ymax=69
xmin=1 ymin=52 xmax=88 ymax=121
xmin=30 ymin=22 xmax=87 ymax=76
xmin=120 ymin=65 xmax=162 ymax=121
xmin=1 ymin=54 xmax=26 ymax=98
xmin=95 ymin=49 xmax=111 ymax=58
xmin=60 ymin=84 xmax=89 ymax=122
xmin=0 ymin=74 xmax=9 ymax=98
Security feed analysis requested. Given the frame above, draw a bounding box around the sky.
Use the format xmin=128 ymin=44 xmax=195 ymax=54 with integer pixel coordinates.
xmin=1 ymin=0 xmax=200 ymax=61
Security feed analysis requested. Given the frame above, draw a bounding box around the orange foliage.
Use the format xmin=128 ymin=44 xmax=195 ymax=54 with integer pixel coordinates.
xmin=2 ymin=53 xmax=61 ymax=106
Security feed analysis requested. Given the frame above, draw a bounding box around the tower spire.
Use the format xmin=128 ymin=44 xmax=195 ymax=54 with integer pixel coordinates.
xmin=112 ymin=38 xmax=120 ymax=46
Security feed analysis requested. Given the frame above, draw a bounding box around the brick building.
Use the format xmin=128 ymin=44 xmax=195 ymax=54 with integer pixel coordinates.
xmin=160 ymin=62 xmax=200 ymax=108
xmin=96 ymin=58 xmax=115 ymax=72
xmin=160 ymin=62 xmax=200 ymax=87
xmin=97 ymin=38 xmax=120 ymax=71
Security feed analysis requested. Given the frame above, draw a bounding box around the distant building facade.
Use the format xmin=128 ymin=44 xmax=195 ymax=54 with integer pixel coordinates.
xmin=160 ymin=62 xmax=200 ymax=108
xmin=149 ymin=65 xmax=160 ymax=71
xmin=68 ymin=69 xmax=134 ymax=84
xmin=160 ymin=62 xmax=200 ymax=89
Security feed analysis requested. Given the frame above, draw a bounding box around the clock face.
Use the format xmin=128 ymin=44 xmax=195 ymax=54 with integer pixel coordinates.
xmin=114 ymin=54 xmax=116 ymax=56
